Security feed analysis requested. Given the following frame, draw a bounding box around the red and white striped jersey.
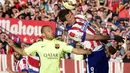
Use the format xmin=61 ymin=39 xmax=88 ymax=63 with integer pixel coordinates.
xmin=14 ymin=56 xmax=28 ymax=72
xmin=100 ymin=27 xmax=109 ymax=35
xmin=68 ymin=15 xmax=102 ymax=51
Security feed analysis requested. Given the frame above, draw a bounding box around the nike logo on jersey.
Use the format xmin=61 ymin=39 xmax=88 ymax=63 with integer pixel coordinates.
xmin=41 ymin=46 xmax=45 ymax=48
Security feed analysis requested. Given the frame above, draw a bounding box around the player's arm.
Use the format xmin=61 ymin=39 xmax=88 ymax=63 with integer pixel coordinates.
xmin=68 ymin=29 xmax=124 ymax=42
xmin=72 ymin=48 xmax=91 ymax=55
xmin=6 ymin=38 xmax=38 ymax=56
xmin=5 ymin=38 xmax=28 ymax=56
xmin=62 ymin=42 xmax=91 ymax=55
xmin=85 ymin=34 xmax=124 ymax=43
xmin=68 ymin=29 xmax=110 ymax=41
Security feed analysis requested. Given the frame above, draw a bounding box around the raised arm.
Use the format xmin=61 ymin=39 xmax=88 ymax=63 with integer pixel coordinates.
xmin=5 ymin=38 xmax=28 ymax=56
xmin=85 ymin=34 xmax=110 ymax=40
xmin=62 ymin=41 xmax=92 ymax=55
xmin=85 ymin=34 xmax=124 ymax=43
xmin=72 ymin=48 xmax=91 ymax=55
xmin=68 ymin=29 xmax=124 ymax=42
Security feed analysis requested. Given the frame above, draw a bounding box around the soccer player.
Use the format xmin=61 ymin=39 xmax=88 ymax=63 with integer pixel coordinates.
xmin=5 ymin=25 xmax=92 ymax=73
xmin=58 ymin=9 xmax=124 ymax=73
xmin=6 ymin=51 xmax=29 ymax=73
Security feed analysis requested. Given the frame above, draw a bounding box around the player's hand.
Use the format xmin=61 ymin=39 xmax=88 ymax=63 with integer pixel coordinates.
xmin=114 ymin=35 xmax=124 ymax=43
xmin=86 ymin=49 xmax=92 ymax=55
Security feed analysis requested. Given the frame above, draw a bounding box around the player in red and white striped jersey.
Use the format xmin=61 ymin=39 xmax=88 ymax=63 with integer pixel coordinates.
xmin=58 ymin=9 xmax=124 ymax=73
xmin=73 ymin=14 xmax=103 ymax=51
xmin=7 ymin=52 xmax=29 ymax=73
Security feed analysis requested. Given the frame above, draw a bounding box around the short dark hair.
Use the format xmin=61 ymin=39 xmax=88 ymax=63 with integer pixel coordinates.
xmin=41 ymin=25 xmax=51 ymax=33
xmin=54 ymin=4 xmax=60 ymax=10
xmin=58 ymin=9 xmax=71 ymax=22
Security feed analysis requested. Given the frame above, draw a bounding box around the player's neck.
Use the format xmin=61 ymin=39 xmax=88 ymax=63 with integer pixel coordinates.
xmin=44 ymin=37 xmax=53 ymax=41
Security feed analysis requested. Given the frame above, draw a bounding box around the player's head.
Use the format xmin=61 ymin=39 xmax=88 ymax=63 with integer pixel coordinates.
xmin=58 ymin=9 xmax=75 ymax=25
xmin=41 ymin=25 xmax=54 ymax=40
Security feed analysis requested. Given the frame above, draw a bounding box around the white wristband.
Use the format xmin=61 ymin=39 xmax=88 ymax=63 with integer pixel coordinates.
xmin=110 ymin=36 xmax=115 ymax=40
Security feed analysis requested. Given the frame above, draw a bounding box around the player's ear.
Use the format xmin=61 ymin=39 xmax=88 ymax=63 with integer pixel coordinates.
xmin=42 ymin=33 xmax=45 ymax=37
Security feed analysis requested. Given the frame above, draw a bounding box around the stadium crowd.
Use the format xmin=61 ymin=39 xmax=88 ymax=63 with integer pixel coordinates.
xmin=0 ymin=0 xmax=130 ymax=73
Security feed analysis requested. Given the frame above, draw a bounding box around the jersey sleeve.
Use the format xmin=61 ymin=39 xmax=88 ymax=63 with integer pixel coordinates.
xmin=68 ymin=29 xmax=86 ymax=42
xmin=75 ymin=15 xmax=87 ymax=20
xmin=61 ymin=42 xmax=73 ymax=53
xmin=24 ymin=43 xmax=38 ymax=55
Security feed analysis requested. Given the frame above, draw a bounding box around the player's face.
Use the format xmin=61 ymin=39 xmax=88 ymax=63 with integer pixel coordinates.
xmin=43 ymin=27 xmax=54 ymax=40
xmin=65 ymin=12 xmax=75 ymax=25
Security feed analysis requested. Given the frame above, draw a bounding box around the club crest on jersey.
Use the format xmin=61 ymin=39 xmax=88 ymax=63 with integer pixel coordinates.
xmin=55 ymin=44 xmax=60 ymax=49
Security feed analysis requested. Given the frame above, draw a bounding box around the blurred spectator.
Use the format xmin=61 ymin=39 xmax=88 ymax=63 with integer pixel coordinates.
xmin=0 ymin=32 xmax=8 ymax=54
xmin=119 ymin=3 xmax=130 ymax=19
xmin=28 ymin=0 xmax=40 ymax=6
xmin=112 ymin=13 xmax=119 ymax=27
xmin=123 ymin=51 xmax=130 ymax=62
xmin=0 ymin=0 xmax=42 ymax=21
xmin=0 ymin=40 xmax=5 ymax=54
xmin=110 ymin=50 xmax=123 ymax=62
xmin=117 ymin=42 xmax=125 ymax=56
xmin=6 ymin=51 xmax=29 ymax=73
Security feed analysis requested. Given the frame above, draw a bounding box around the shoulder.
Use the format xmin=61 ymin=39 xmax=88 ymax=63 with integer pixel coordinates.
xmin=75 ymin=15 xmax=86 ymax=20
xmin=31 ymin=41 xmax=44 ymax=45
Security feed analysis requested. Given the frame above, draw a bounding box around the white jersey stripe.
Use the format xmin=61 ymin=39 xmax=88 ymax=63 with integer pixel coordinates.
xmin=68 ymin=15 xmax=102 ymax=51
